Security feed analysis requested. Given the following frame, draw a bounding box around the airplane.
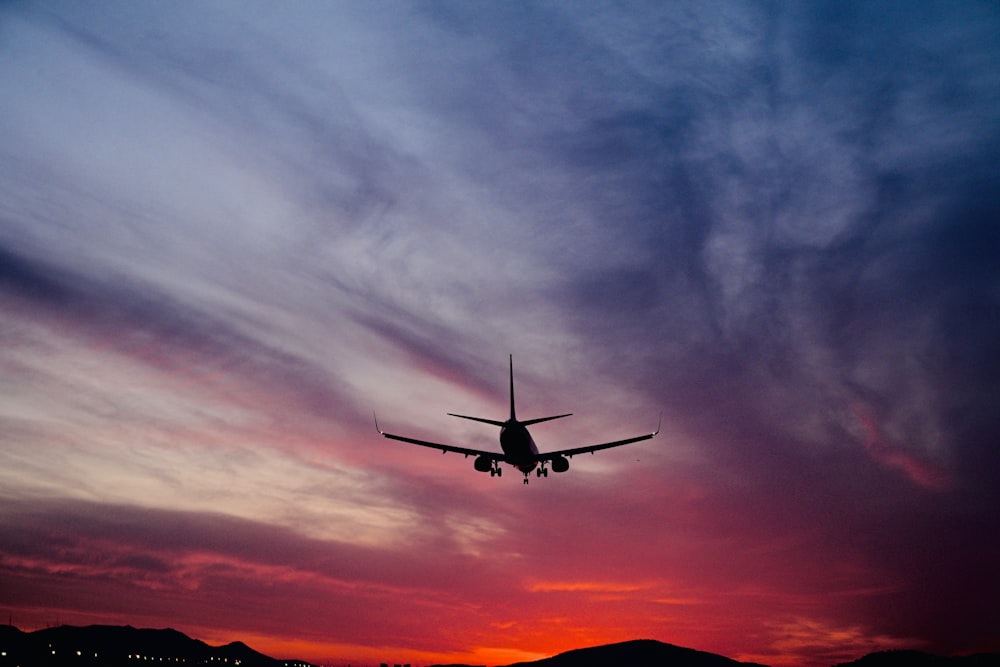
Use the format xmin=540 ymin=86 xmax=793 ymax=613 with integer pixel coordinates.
xmin=375 ymin=355 xmax=659 ymax=484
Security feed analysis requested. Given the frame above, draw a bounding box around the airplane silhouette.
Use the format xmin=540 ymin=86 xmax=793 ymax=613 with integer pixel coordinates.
xmin=375 ymin=355 xmax=659 ymax=484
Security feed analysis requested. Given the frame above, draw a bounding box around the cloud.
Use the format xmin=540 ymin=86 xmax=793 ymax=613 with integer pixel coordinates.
xmin=853 ymin=405 xmax=950 ymax=491
xmin=0 ymin=498 xmax=513 ymax=645
xmin=0 ymin=243 xmax=363 ymax=436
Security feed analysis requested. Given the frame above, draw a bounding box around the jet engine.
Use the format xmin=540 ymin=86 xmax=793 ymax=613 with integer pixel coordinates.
xmin=551 ymin=456 xmax=570 ymax=473
xmin=474 ymin=455 xmax=493 ymax=473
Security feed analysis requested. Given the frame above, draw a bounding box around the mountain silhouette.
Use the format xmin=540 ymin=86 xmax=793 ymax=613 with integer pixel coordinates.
xmin=431 ymin=639 xmax=1000 ymax=667
xmin=510 ymin=639 xmax=767 ymax=666
xmin=832 ymin=649 xmax=1000 ymax=666
xmin=0 ymin=624 xmax=315 ymax=666
xmin=431 ymin=639 xmax=769 ymax=667
xmin=3 ymin=626 xmax=997 ymax=667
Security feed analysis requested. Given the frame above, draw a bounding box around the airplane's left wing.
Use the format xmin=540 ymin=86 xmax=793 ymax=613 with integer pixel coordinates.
xmin=374 ymin=414 xmax=506 ymax=460
xmin=538 ymin=414 xmax=661 ymax=460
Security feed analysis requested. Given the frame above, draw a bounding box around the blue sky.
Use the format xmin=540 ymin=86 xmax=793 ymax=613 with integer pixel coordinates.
xmin=1 ymin=2 xmax=998 ymax=665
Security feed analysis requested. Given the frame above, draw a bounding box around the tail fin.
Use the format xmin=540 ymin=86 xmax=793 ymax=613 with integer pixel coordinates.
xmin=448 ymin=355 xmax=571 ymax=427
xmin=509 ymin=354 xmax=516 ymax=421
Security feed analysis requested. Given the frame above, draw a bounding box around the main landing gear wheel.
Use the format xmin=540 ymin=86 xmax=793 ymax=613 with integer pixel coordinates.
xmin=490 ymin=465 xmax=502 ymax=477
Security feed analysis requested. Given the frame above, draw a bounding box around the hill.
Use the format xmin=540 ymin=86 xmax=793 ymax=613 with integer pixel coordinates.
xmin=431 ymin=639 xmax=1000 ymax=667
xmin=431 ymin=639 xmax=769 ymax=667
xmin=4 ymin=626 xmax=997 ymax=667
xmin=832 ymin=649 xmax=1000 ymax=666
xmin=0 ymin=624 xmax=315 ymax=667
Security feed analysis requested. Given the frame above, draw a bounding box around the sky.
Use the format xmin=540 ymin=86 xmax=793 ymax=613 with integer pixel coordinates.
xmin=1 ymin=1 xmax=998 ymax=666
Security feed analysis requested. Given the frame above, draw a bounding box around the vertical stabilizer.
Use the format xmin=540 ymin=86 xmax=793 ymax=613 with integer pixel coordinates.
xmin=448 ymin=355 xmax=570 ymax=427
xmin=509 ymin=354 xmax=516 ymax=421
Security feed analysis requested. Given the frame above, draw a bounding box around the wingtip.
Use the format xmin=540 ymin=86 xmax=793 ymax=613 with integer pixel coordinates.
xmin=373 ymin=411 xmax=383 ymax=435
xmin=652 ymin=411 xmax=662 ymax=436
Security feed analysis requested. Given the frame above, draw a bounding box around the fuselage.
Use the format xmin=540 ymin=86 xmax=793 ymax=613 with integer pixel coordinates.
xmin=499 ymin=420 xmax=539 ymax=472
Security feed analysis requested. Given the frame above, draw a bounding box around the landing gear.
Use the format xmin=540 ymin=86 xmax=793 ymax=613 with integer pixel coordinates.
xmin=490 ymin=463 xmax=502 ymax=477
xmin=536 ymin=464 xmax=549 ymax=478
xmin=523 ymin=472 xmax=530 ymax=485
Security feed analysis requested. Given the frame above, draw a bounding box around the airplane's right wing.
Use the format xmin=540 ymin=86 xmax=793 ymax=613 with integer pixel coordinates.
xmin=539 ymin=414 xmax=661 ymax=460
xmin=374 ymin=414 xmax=506 ymax=461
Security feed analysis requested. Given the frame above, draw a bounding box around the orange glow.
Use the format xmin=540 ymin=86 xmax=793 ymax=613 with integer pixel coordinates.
xmin=525 ymin=580 xmax=649 ymax=593
xmin=201 ymin=631 xmax=552 ymax=667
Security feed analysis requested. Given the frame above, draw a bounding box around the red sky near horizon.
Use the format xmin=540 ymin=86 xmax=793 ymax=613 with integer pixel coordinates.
xmin=1 ymin=2 xmax=998 ymax=667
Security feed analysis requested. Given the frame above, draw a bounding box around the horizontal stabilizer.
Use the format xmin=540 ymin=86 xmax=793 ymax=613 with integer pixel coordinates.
xmin=520 ymin=413 xmax=573 ymax=427
xmin=448 ymin=413 xmax=506 ymax=427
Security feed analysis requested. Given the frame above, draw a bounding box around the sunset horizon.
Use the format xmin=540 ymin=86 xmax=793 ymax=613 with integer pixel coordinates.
xmin=0 ymin=620 xmax=954 ymax=666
